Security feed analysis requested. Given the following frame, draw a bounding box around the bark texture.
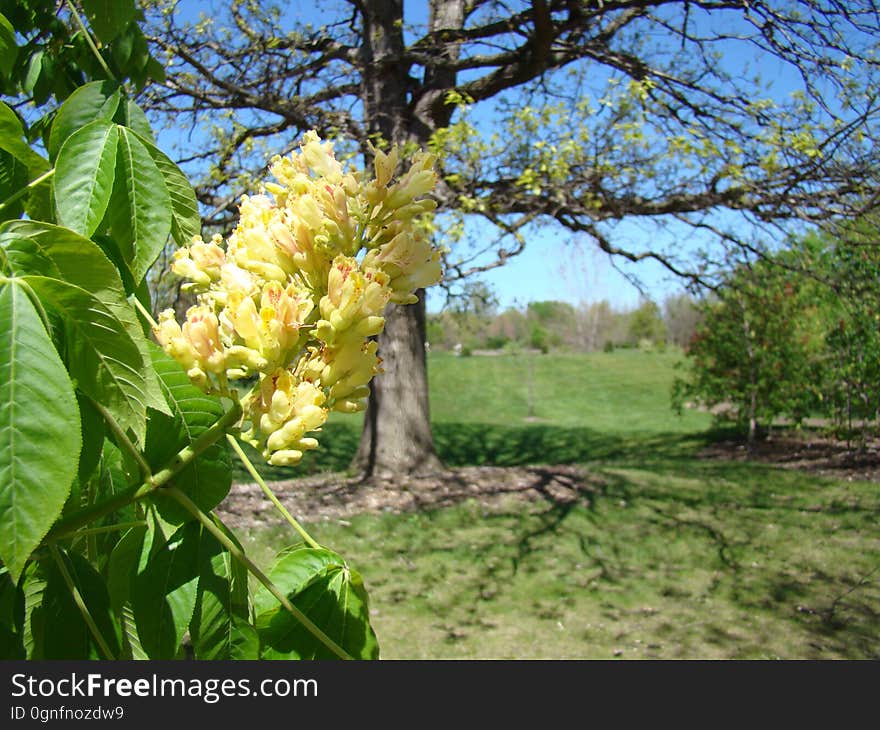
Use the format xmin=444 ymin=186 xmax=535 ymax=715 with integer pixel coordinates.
xmin=353 ymin=293 xmax=443 ymax=475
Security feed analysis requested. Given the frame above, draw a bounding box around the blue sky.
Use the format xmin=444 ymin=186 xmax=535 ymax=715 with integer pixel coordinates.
xmin=425 ymin=223 xmax=683 ymax=314
xmin=160 ymin=2 xmax=866 ymax=315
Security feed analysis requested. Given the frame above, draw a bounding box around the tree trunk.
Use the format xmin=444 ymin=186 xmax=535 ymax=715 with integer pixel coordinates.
xmin=351 ymin=0 xmax=459 ymax=476
xmin=353 ymin=292 xmax=443 ymax=476
xmin=741 ymin=299 xmax=759 ymax=446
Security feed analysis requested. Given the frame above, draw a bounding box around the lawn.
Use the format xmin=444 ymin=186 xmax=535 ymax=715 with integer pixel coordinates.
xmin=231 ymin=349 xmax=880 ymax=659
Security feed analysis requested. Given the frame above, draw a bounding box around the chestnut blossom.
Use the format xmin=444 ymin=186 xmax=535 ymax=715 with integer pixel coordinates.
xmin=154 ymin=130 xmax=442 ymax=464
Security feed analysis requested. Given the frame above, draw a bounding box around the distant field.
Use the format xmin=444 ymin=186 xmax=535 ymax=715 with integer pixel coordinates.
xmin=232 ymin=349 xmax=880 ymax=659
xmin=233 ymin=348 xmax=712 ymax=481
xmin=427 ymin=348 xmax=710 ymax=432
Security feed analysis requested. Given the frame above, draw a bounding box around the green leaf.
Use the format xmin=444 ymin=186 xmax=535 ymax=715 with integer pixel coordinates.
xmin=107 ymin=523 xmax=146 ymax=615
xmin=76 ymin=392 xmax=105 ymax=485
xmin=126 ymin=28 xmax=152 ymax=90
xmin=48 ymin=80 xmax=121 ymax=161
xmin=54 ymin=119 xmax=118 ymax=237
xmin=0 ymin=102 xmax=50 ymax=173
xmin=20 ymin=560 xmax=46 ymax=659
xmin=22 ymin=50 xmax=41 ymax=94
xmin=106 ymin=125 xmax=172 ymax=284
xmin=0 ymin=148 xmax=27 ymax=221
xmin=81 ymin=0 xmax=136 ymax=44
xmin=145 ymin=54 xmax=166 ymax=85
xmin=41 ymin=550 xmax=120 ymax=659
xmin=23 ymin=172 xmax=53 ymax=223
xmin=0 ymin=283 xmax=81 ymax=582
xmin=255 ymin=547 xmax=380 ymax=660
xmin=189 ymin=522 xmax=258 ymax=659
xmin=146 ymin=343 xmax=232 ymax=524
xmin=132 ymin=521 xmax=201 ymax=659
xmin=111 ymin=23 xmax=135 ymax=71
xmin=131 ymin=130 xmax=200 ymax=245
xmin=20 ymin=275 xmax=150 ymax=443
xmin=31 ymin=53 xmax=53 ymax=106
xmin=0 ymin=221 xmax=170 ymax=416
xmin=119 ymin=602 xmax=148 ymax=659
xmin=0 ymin=12 xmax=17 ymax=80
xmin=114 ymin=98 xmax=154 ymax=142
xmin=96 ymin=439 xmax=136 ymax=501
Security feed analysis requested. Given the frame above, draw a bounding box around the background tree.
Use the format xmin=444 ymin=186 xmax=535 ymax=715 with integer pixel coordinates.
xmin=141 ymin=0 xmax=880 ymax=476
xmin=627 ymin=298 xmax=666 ymax=346
xmin=811 ymin=219 xmax=880 ymax=444
xmin=673 ymin=246 xmax=827 ymax=442
xmin=663 ymin=292 xmax=702 ymax=349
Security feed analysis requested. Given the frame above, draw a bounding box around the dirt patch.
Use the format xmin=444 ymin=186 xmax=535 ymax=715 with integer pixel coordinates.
xmin=217 ymin=464 xmax=599 ymax=529
xmin=699 ymin=433 xmax=880 ymax=483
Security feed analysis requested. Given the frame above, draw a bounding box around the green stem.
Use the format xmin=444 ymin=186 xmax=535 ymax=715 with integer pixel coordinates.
xmin=72 ymin=521 xmax=147 ymax=539
xmin=0 ymin=168 xmax=55 ymax=213
xmin=91 ymin=399 xmax=154 ymax=483
xmin=133 ymin=296 xmax=158 ymax=329
xmin=164 ymin=487 xmax=352 ymax=661
xmin=65 ymin=0 xmax=115 ymax=80
xmin=48 ymin=544 xmax=115 ymax=660
xmin=226 ymin=434 xmax=322 ymax=549
xmin=46 ymin=402 xmax=242 ymax=541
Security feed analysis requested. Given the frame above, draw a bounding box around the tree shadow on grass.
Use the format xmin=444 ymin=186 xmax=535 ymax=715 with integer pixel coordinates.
xmin=433 ymin=422 xmax=717 ymax=467
xmin=232 ymin=420 xmax=728 ymax=482
xmin=389 ymin=461 xmax=879 ymax=658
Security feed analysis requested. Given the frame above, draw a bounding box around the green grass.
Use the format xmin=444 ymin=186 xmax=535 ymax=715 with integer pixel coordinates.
xmin=232 ymin=349 xmax=711 ymax=481
xmin=427 ymin=349 xmax=708 ymax=432
xmin=232 ymin=349 xmax=880 ymax=658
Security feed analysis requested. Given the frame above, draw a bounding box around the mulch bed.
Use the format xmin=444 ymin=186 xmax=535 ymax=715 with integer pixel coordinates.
xmin=698 ymin=433 xmax=880 ymax=482
xmin=216 ymin=464 xmax=600 ymax=529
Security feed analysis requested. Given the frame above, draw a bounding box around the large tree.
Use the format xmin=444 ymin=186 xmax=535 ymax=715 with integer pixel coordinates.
xmin=141 ymin=0 xmax=880 ymax=476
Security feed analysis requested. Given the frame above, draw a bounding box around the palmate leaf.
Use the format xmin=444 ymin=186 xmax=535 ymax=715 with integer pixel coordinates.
xmin=81 ymin=0 xmax=137 ymax=45
xmin=0 ymin=283 xmax=80 ymax=582
xmin=255 ymin=547 xmax=380 ymax=660
xmin=54 ymin=119 xmax=118 ymax=237
xmin=48 ymin=80 xmax=121 ymax=161
xmin=52 ymin=121 xmax=176 ymax=288
xmin=132 ymin=521 xmax=200 ymax=659
xmin=114 ymin=98 xmax=154 ymax=143
xmin=127 ymin=129 xmax=200 ymax=246
xmin=146 ymin=343 xmax=232 ymax=524
xmin=107 ymin=126 xmax=172 ymax=285
xmin=0 ymin=220 xmax=169 ymax=417
xmin=46 ymin=85 xmax=192 ymax=284
xmin=20 ymin=275 xmax=152 ymax=443
xmin=189 ymin=522 xmax=259 ymax=660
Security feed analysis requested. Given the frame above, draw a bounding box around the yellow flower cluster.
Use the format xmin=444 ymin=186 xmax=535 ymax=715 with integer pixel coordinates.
xmin=154 ymin=132 xmax=442 ymax=465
